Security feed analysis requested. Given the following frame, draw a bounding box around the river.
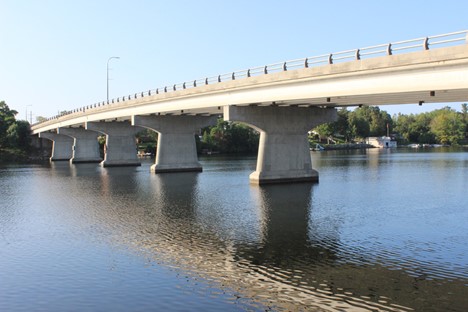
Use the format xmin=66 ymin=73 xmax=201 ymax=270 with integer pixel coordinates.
xmin=0 ymin=148 xmax=467 ymax=311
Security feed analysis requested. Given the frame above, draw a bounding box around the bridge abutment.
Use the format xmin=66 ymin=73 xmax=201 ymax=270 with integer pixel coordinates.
xmin=132 ymin=115 xmax=217 ymax=173
xmin=57 ymin=127 xmax=102 ymax=163
xmin=39 ymin=132 xmax=74 ymax=161
xmin=86 ymin=121 xmax=141 ymax=167
xmin=224 ymin=105 xmax=337 ymax=184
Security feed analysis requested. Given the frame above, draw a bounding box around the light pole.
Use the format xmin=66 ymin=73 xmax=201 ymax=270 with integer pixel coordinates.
xmin=25 ymin=105 xmax=32 ymax=122
xmin=107 ymin=56 xmax=120 ymax=101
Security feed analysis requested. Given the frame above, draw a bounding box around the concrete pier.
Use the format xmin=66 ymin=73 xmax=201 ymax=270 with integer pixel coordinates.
xmin=39 ymin=132 xmax=74 ymax=161
xmin=132 ymin=115 xmax=217 ymax=172
xmin=57 ymin=127 xmax=102 ymax=163
xmin=224 ymin=106 xmax=337 ymax=184
xmin=86 ymin=121 xmax=141 ymax=167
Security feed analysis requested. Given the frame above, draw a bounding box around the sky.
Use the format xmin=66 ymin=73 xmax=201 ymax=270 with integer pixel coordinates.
xmin=1 ymin=0 xmax=467 ymax=122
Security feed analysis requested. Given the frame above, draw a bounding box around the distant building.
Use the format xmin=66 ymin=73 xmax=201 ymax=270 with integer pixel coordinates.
xmin=366 ymin=136 xmax=397 ymax=148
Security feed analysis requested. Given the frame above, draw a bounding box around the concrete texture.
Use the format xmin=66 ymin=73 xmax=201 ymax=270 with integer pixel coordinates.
xmin=86 ymin=121 xmax=141 ymax=167
xmin=132 ymin=115 xmax=218 ymax=172
xmin=30 ymin=43 xmax=468 ymax=184
xmin=225 ymin=105 xmax=337 ymax=184
xmin=57 ymin=127 xmax=102 ymax=163
xmin=32 ymin=44 xmax=468 ymax=134
xmin=39 ymin=132 xmax=74 ymax=161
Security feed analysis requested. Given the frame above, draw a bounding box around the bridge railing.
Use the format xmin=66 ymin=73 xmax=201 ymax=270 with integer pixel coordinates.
xmin=38 ymin=30 xmax=467 ymax=124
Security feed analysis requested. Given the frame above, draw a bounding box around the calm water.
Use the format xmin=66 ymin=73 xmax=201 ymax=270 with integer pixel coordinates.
xmin=0 ymin=148 xmax=467 ymax=311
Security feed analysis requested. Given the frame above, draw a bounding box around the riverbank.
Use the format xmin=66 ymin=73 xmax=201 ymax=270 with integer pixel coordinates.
xmin=312 ymin=143 xmax=374 ymax=151
xmin=0 ymin=148 xmax=47 ymax=164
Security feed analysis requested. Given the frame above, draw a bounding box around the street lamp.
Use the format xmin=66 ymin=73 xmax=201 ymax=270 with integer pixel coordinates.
xmin=107 ymin=56 xmax=120 ymax=101
xmin=25 ymin=105 xmax=32 ymax=122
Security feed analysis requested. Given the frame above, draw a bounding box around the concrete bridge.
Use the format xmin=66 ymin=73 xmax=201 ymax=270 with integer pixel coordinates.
xmin=32 ymin=30 xmax=468 ymax=184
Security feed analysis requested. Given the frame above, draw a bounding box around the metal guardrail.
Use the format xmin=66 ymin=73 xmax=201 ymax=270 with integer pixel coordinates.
xmin=40 ymin=30 xmax=468 ymax=124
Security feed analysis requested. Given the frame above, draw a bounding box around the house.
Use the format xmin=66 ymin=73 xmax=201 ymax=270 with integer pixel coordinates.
xmin=366 ymin=136 xmax=397 ymax=148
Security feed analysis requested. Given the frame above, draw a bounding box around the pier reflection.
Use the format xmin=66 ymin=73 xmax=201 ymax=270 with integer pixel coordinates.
xmin=39 ymin=162 xmax=468 ymax=311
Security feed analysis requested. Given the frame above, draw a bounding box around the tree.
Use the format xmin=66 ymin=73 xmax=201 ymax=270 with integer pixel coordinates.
xmin=348 ymin=112 xmax=370 ymax=139
xmin=462 ymin=103 xmax=468 ymax=136
xmin=430 ymin=107 xmax=465 ymax=144
xmin=334 ymin=108 xmax=351 ymax=142
xmin=6 ymin=120 xmax=31 ymax=149
xmin=0 ymin=101 xmax=19 ymax=147
xmin=393 ymin=113 xmax=415 ymax=143
xmin=313 ymin=123 xmax=335 ymax=144
xmin=200 ymin=118 xmax=259 ymax=153
xmin=36 ymin=116 xmax=48 ymax=123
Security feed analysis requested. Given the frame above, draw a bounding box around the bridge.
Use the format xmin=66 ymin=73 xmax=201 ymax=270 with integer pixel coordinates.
xmin=32 ymin=30 xmax=468 ymax=184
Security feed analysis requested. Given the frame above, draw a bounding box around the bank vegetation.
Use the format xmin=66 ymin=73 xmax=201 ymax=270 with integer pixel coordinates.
xmin=2 ymin=100 xmax=467 ymax=163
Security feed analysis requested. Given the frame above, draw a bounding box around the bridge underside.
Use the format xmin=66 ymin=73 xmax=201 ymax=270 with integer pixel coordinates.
xmin=32 ymin=43 xmax=468 ymax=183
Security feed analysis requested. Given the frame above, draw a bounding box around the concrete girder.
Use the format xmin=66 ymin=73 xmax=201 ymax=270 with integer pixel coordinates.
xmin=224 ymin=105 xmax=337 ymax=184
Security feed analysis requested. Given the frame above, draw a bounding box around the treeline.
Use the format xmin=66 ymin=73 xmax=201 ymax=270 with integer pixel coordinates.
xmin=2 ymin=99 xmax=467 ymax=164
xmin=312 ymin=104 xmax=468 ymax=145
xmin=198 ymin=119 xmax=259 ymax=154
xmin=0 ymin=101 xmax=31 ymax=161
xmin=135 ymin=119 xmax=260 ymax=155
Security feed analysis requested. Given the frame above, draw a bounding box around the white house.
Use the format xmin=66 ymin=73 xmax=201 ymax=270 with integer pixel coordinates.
xmin=366 ymin=136 xmax=397 ymax=148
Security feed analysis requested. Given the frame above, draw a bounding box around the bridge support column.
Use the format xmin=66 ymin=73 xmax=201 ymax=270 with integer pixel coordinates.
xmin=57 ymin=127 xmax=102 ymax=163
xmin=86 ymin=121 xmax=141 ymax=167
xmin=224 ymin=105 xmax=337 ymax=184
xmin=38 ymin=132 xmax=74 ymax=161
xmin=132 ymin=115 xmax=217 ymax=173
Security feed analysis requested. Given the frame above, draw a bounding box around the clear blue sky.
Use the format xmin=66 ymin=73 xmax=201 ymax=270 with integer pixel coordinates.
xmin=1 ymin=0 xmax=467 ymax=121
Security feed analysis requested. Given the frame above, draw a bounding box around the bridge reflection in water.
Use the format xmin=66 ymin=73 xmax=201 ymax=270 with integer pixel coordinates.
xmin=41 ymin=160 xmax=463 ymax=312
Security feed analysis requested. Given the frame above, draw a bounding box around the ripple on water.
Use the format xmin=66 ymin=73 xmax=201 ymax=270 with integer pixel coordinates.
xmin=1 ymin=151 xmax=467 ymax=311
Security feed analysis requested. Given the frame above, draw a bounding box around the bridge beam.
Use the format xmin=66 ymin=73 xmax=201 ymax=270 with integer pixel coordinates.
xmin=224 ymin=105 xmax=337 ymax=184
xmin=57 ymin=127 xmax=102 ymax=164
xmin=132 ymin=115 xmax=217 ymax=173
xmin=38 ymin=132 xmax=74 ymax=161
xmin=85 ymin=121 xmax=141 ymax=167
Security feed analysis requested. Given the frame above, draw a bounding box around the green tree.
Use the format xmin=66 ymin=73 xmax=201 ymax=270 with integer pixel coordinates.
xmin=0 ymin=101 xmax=19 ymax=147
xmin=313 ymin=123 xmax=335 ymax=144
xmin=36 ymin=116 xmax=48 ymax=123
xmin=413 ymin=113 xmax=435 ymax=144
xmin=462 ymin=103 xmax=468 ymax=135
xmin=348 ymin=111 xmax=369 ymax=139
xmin=334 ymin=108 xmax=351 ymax=142
xmin=430 ymin=107 xmax=465 ymax=144
xmin=201 ymin=118 xmax=259 ymax=153
xmin=351 ymin=106 xmax=392 ymax=137
xmin=393 ymin=113 xmax=415 ymax=143
xmin=6 ymin=120 xmax=31 ymax=149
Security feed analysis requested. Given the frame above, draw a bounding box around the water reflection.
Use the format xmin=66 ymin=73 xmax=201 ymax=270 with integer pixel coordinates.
xmin=1 ymin=151 xmax=467 ymax=312
xmin=155 ymin=173 xmax=199 ymax=220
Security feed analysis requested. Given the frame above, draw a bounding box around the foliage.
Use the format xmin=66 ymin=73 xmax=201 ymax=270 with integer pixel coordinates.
xmin=462 ymin=103 xmax=468 ymax=133
xmin=36 ymin=116 xmax=48 ymax=123
xmin=200 ymin=119 xmax=259 ymax=154
xmin=7 ymin=120 xmax=31 ymax=149
xmin=429 ymin=107 xmax=465 ymax=145
xmin=136 ymin=128 xmax=158 ymax=143
xmin=313 ymin=123 xmax=335 ymax=144
xmin=314 ymin=104 xmax=467 ymax=145
xmin=313 ymin=106 xmax=391 ymax=142
xmin=0 ymin=101 xmax=19 ymax=147
xmin=393 ymin=113 xmax=435 ymax=144
xmin=0 ymin=101 xmax=33 ymax=162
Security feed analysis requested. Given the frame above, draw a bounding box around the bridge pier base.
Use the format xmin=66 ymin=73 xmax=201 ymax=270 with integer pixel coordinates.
xmin=132 ymin=115 xmax=217 ymax=173
xmin=224 ymin=105 xmax=337 ymax=184
xmin=86 ymin=121 xmax=141 ymax=167
xmin=58 ymin=127 xmax=102 ymax=163
xmin=39 ymin=132 xmax=74 ymax=161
